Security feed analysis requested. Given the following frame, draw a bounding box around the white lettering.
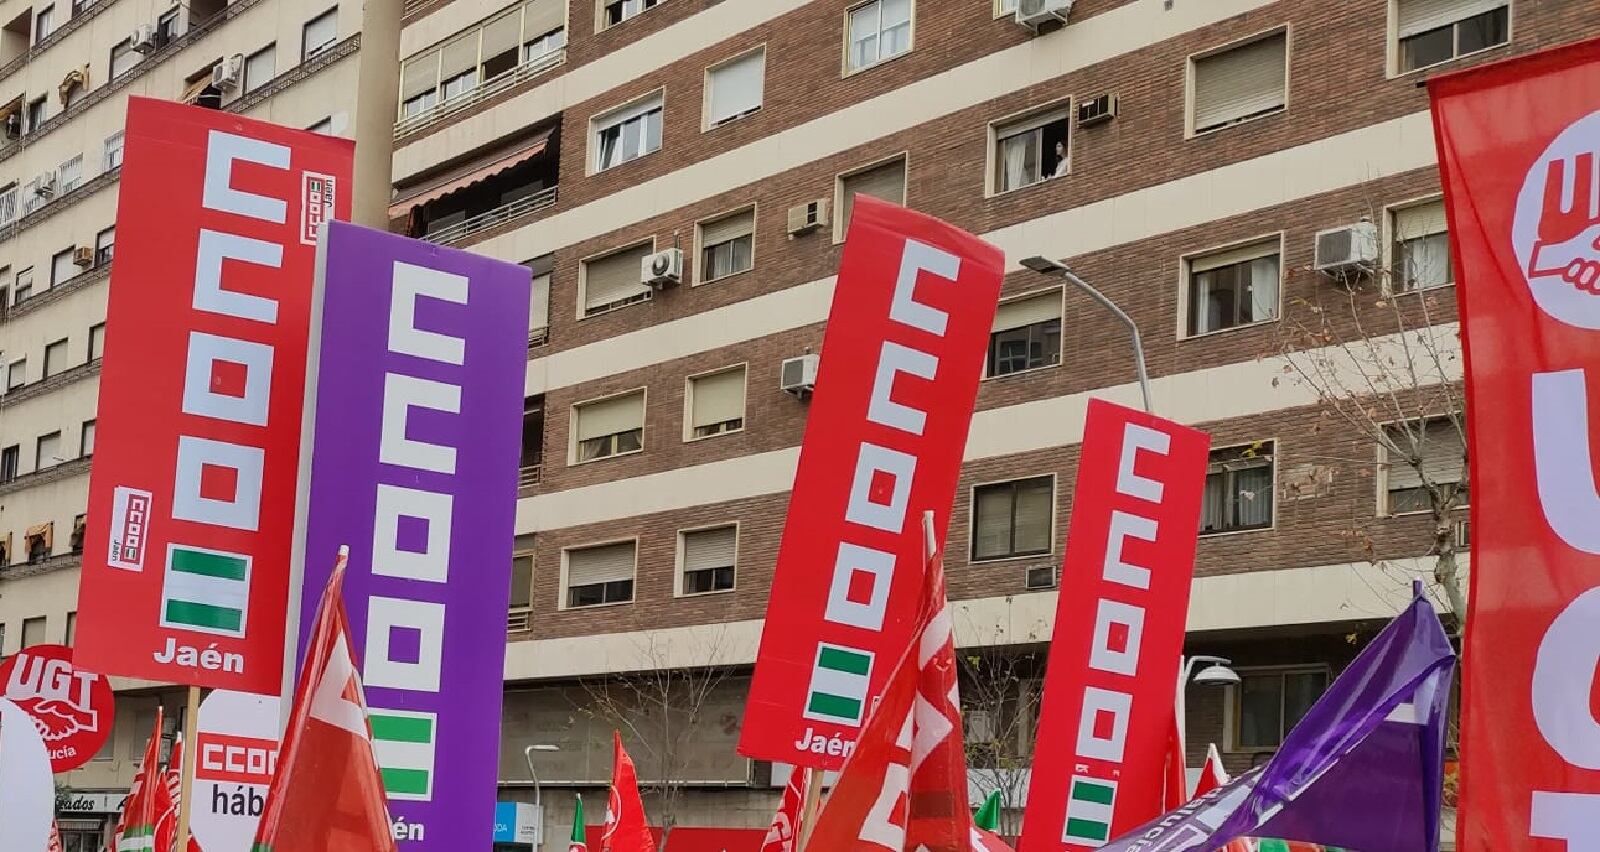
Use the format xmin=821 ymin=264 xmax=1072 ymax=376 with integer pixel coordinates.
xmin=363 ymin=596 xmax=445 ymax=693
xmin=888 ymin=240 xmax=959 ymax=336
xmin=823 ymin=543 xmax=896 ymax=631
xmin=171 ymin=436 xmax=265 ymax=531
xmin=1089 ymin=599 xmax=1146 ymax=677
xmin=1531 ymin=587 xmax=1600 ymax=769
xmin=859 ymin=713 xmax=912 ymax=849
xmin=1532 ymin=369 xmax=1600 ymax=554
xmin=389 ymin=262 xmax=468 ymax=365
xmin=378 ymin=374 xmax=462 ymax=474
xmin=1076 ymin=687 xmax=1132 ymax=762
xmin=867 ymin=342 xmax=937 ymax=436
xmin=1104 ymin=510 xmax=1157 ymax=590
xmin=202 ymin=130 xmax=290 ymax=223
xmin=371 ymin=484 xmax=454 ymax=583
xmin=152 ymin=637 xmax=244 ymax=672
xmin=181 ymin=332 xmax=275 ymax=426
xmin=1531 ymin=792 xmax=1600 ymax=850
xmin=844 ymin=443 xmax=916 ymax=534
xmin=1116 ymin=423 xmax=1171 ymax=502
xmin=193 ymin=230 xmax=285 ymax=324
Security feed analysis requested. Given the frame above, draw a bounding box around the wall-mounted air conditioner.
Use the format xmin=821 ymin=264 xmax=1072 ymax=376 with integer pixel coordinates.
xmin=786 ymin=199 xmax=829 ymax=236
xmin=640 ymin=248 xmax=683 ymax=289
xmin=1314 ymin=221 xmax=1379 ymax=276
xmin=780 ymin=354 xmax=819 ymax=397
xmin=1015 ymin=0 xmax=1073 ymax=30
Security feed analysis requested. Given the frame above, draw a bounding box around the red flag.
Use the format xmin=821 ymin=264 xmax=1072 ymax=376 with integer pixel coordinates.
xmin=760 ymin=771 xmax=807 ymax=852
xmin=153 ymin=737 xmax=202 ymax=852
xmin=1192 ymin=744 xmax=1230 ymax=800
xmin=251 ymin=550 xmax=396 ymax=852
xmin=971 ymin=828 xmax=1015 ymax=852
xmin=602 ymin=732 xmax=657 ymax=852
xmin=46 ymin=820 xmax=63 ymax=852
xmin=802 ymin=513 xmax=972 ymax=851
xmin=1427 ymin=36 xmax=1600 ymax=850
xmin=112 ymin=707 xmax=169 ymax=852
xmin=1161 ymin=720 xmax=1187 ymax=811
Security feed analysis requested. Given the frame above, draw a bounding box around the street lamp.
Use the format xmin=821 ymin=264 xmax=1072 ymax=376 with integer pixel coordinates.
xmin=523 ymin=744 xmax=560 ymax=809
xmin=1175 ymin=655 xmax=1239 ymax=745
xmin=1020 ymin=256 xmax=1152 ymax=413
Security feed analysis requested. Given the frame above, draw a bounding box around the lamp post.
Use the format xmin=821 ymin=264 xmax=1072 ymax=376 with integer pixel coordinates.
xmin=1175 ymin=655 xmax=1240 ymax=747
xmin=523 ymin=744 xmax=560 ymax=849
xmin=1020 ymin=256 xmax=1153 ymax=413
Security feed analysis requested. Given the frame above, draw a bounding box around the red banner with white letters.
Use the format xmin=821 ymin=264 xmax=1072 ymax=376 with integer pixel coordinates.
xmin=1428 ymin=37 xmax=1600 ymax=851
xmin=737 ymin=195 xmax=1004 ymax=770
xmin=1019 ymin=399 xmax=1208 ymax=852
xmin=74 ymin=97 xmax=352 ymax=694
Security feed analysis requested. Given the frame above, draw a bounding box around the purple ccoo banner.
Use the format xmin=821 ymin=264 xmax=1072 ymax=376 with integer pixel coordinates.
xmin=292 ymin=220 xmax=531 ymax=849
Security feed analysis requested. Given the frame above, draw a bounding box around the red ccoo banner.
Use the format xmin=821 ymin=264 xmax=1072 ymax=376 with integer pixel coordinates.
xmin=1020 ymin=399 xmax=1208 ymax=852
xmin=75 ymin=97 xmax=352 ymax=694
xmin=737 ymin=195 xmax=1003 ymax=771
xmin=1429 ymin=37 xmax=1600 ymax=851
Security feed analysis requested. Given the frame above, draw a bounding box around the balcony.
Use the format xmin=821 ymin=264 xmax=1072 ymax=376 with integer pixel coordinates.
xmin=0 ymin=454 xmax=91 ymax=497
xmin=424 ymin=185 xmax=556 ymax=245
xmin=395 ymin=48 xmax=565 ymax=141
xmin=393 ymin=126 xmax=559 ymax=247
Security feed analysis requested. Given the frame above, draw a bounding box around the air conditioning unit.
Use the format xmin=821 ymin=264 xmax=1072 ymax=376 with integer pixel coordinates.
xmin=130 ymin=24 xmax=158 ymax=53
xmin=1025 ymin=563 xmax=1058 ymax=590
xmin=211 ymin=54 xmax=243 ymax=90
xmin=640 ymin=248 xmax=683 ymax=288
xmin=34 ymin=173 xmax=56 ymax=198
xmin=780 ymin=353 xmax=819 ymax=397
xmin=72 ymin=246 xmax=93 ymax=266
xmin=1313 ymin=221 xmax=1379 ymax=276
xmin=1454 ymin=518 xmax=1470 ymax=550
xmin=1076 ymin=93 xmax=1117 ymax=126
xmin=786 ymin=199 xmax=829 ymax=236
xmin=1015 ymin=0 xmax=1073 ymax=29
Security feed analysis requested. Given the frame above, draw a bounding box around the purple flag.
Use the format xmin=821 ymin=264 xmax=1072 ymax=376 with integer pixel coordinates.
xmin=1102 ymin=583 xmax=1455 ymax=852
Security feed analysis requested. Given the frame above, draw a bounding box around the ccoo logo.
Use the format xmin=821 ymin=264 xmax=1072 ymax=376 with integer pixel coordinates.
xmin=1513 ymin=109 xmax=1600 ymax=327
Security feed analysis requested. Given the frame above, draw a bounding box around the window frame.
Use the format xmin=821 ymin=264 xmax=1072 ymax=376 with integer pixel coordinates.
xmin=597 ymin=0 xmax=661 ymax=31
xmin=683 ymin=363 xmax=748 ymax=442
xmin=1387 ymin=0 xmax=1512 ymax=78
xmin=675 ymin=521 xmax=739 ymax=597
xmin=985 ymin=98 xmax=1074 ymax=197
xmin=1226 ymin=664 xmax=1332 ymax=753
xmin=103 ymin=132 xmax=124 ymax=171
xmin=702 ymin=45 xmax=766 ymax=131
xmin=1199 ymin=440 xmax=1278 ymax=537
xmin=1184 ymin=25 xmax=1292 ymax=138
xmin=992 ymin=0 xmax=1019 ymax=18
xmin=301 ymin=7 xmax=338 ymax=61
xmin=568 ymin=386 xmax=647 ymax=465
xmin=967 ymin=473 xmax=1057 ymax=563
xmin=1177 ymin=233 xmax=1285 ymax=340
xmin=559 ymin=537 xmax=639 ymax=611
xmin=6 ymin=358 xmax=26 ymax=391
xmin=1383 ymin=194 xmax=1453 ymax=294
xmin=80 ymin=419 xmax=95 ymax=457
xmin=88 ymin=322 xmax=105 ymax=361
xmin=110 ymin=38 xmax=139 ymax=79
xmin=842 ymin=0 xmax=914 ymax=76
xmin=985 ymin=286 xmax=1064 ymax=379
xmin=508 ymin=547 xmax=535 ymax=614
xmin=588 ymin=89 xmax=665 ymax=174
xmin=94 ymin=226 xmax=114 ymax=268
xmin=244 ymin=43 xmax=277 ymax=93
xmin=1376 ymin=415 xmax=1469 ymax=517
xmin=50 ymin=246 xmax=76 ymax=286
xmin=833 ymin=152 xmax=909 ymax=244
xmin=36 ymin=430 xmax=62 ymax=469
xmin=577 ymin=237 xmax=656 ymax=318
xmin=693 ymin=203 xmax=757 ymax=285
xmin=42 ymin=337 xmax=69 ymax=378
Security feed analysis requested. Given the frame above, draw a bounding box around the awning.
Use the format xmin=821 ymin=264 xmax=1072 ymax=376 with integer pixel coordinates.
xmin=389 ymin=130 xmax=550 ymax=216
xmin=0 ymin=95 xmax=23 ymax=123
xmin=58 ymin=66 xmax=88 ymax=104
xmin=24 ymin=521 xmax=53 ymax=549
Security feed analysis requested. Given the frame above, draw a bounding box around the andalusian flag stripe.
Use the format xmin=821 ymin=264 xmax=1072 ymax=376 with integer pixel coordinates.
xmin=1062 ymin=775 xmax=1116 ymax=846
xmin=160 ymin=545 xmax=250 ymax=637
xmin=370 ymin=708 xmax=436 ymax=801
xmin=804 ymin=643 xmax=872 ymax=724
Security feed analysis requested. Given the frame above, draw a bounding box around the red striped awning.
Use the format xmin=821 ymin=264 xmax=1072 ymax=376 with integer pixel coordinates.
xmin=390 ymin=131 xmax=550 ymax=216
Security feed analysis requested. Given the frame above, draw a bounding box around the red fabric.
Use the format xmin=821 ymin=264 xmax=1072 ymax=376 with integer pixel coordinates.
xmin=971 ymin=828 xmax=1015 ymax=852
xmin=47 ymin=820 xmax=62 ymax=852
xmin=250 ymin=558 xmax=396 ymax=852
xmin=1161 ymin=719 xmax=1187 ymax=811
xmin=113 ymin=707 xmax=170 ymax=850
xmin=759 ymin=771 xmax=806 ymax=852
xmin=1192 ymin=744 xmax=1229 ymax=800
xmin=602 ymin=732 xmax=658 ymax=852
xmin=584 ymin=827 xmax=765 ymax=852
xmin=152 ymin=738 xmax=201 ymax=852
xmin=1428 ymin=36 xmax=1600 ymax=851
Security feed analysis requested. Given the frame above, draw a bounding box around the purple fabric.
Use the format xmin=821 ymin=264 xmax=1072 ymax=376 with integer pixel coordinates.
xmin=1101 ymin=584 xmax=1456 ymax=852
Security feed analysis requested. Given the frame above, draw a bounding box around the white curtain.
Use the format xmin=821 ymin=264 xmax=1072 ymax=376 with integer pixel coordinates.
xmin=1002 ymin=134 xmax=1030 ymax=192
xmin=1249 ymin=256 xmax=1280 ymax=322
xmin=1234 ymin=464 xmax=1273 ymax=527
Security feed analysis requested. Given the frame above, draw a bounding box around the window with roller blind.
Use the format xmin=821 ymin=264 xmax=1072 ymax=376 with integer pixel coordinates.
xmin=1200 ymin=442 xmax=1275 ymax=535
xmin=1182 ymin=238 xmax=1281 ymax=337
xmin=592 ymin=91 xmax=663 ymax=172
xmin=22 ymin=616 xmax=46 ymax=648
xmin=1188 ymin=29 xmax=1288 ymax=135
xmin=679 ymin=524 xmax=737 ymax=595
xmin=987 ymin=290 xmax=1061 ymax=378
xmin=301 ymin=8 xmax=338 ymax=60
xmin=564 ymin=540 xmax=636 ymax=608
xmin=1388 ymin=199 xmax=1452 ymax=292
xmin=580 ymin=241 xmax=653 ymax=316
xmin=509 ymin=551 xmax=534 ymax=611
xmin=1381 ymin=417 xmax=1468 ymax=514
xmin=704 ymin=48 xmax=764 ymax=129
xmin=43 ymin=338 xmax=68 ymax=378
xmin=685 ymin=366 xmax=746 ymax=440
xmin=244 ymin=44 xmax=276 ymax=93
xmin=1392 ymin=0 xmax=1508 ymax=74
xmin=696 ymin=207 xmax=754 ymax=283
xmin=970 ymin=475 xmax=1054 ymax=562
xmin=835 ymin=156 xmax=907 ymax=242
xmin=528 ymin=273 xmax=551 ymax=343
xmin=398 ymin=0 xmax=567 ymax=120
xmin=571 ymin=389 xmax=645 ymax=463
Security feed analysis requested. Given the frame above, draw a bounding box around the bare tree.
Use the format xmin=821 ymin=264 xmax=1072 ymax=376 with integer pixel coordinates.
xmin=958 ymin=645 xmax=1041 ymax=838
xmin=1277 ymin=241 xmax=1469 ymax=624
xmin=578 ymin=626 xmax=740 ymax=844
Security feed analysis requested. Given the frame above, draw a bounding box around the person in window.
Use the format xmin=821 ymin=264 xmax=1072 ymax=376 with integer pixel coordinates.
xmin=1052 ymin=140 xmax=1068 ymax=178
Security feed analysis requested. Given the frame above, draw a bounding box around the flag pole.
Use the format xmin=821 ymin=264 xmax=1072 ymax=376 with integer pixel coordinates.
xmin=174 ymin=685 xmax=201 ymax=850
xmin=795 ymin=768 xmax=823 ymax=850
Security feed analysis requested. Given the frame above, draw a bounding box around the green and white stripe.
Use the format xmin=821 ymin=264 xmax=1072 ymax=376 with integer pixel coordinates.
xmin=160 ymin=545 xmax=251 ymax=637
xmin=117 ymin=826 xmax=156 ymax=852
xmin=1062 ymin=775 xmax=1117 ymax=847
xmin=803 ymin=643 xmax=873 ymax=725
xmin=370 ymin=708 xmax=437 ymax=801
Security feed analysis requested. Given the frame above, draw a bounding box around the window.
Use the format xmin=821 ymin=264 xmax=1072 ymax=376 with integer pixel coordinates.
xmin=593 ymin=93 xmax=663 ymax=172
xmin=601 ymin=0 xmax=659 ymax=29
xmin=697 ymin=208 xmax=754 ymax=282
xmin=302 ymin=8 xmax=338 ymax=60
xmin=837 ymin=157 xmax=907 ymax=239
xmin=1391 ymin=200 xmax=1451 ymax=291
xmin=992 ymin=106 xmax=1071 ymax=193
xmin=14 ymin=268 xmax=31 ymax=302
xmin=95 ymin=227 xmax=114 ymax=267
xmin=35 ymin=5 xmax=55 ymax=43
xmin=1233 ymin=667 xmax=1329 ymax=750
xmin=22 ymin=616 xmax=46 ymax=648
xmin=104 ymin=132 xmax=124 ymax=171
xmin=1184 ymin=239 xmax=1281 ymax=336
xmin=520 ymin=396 xmax=543 ymax=471
xmin=564 ymin=541 xmax=636 ymax=608
xmin=80 ymin=420 xmax=95 ymax=456
xmin=111 ymin=39 xmax=139 ymax=79
xmin=1190 ymin=30 xmax=1288 ymax=134
xmin=89 ymin=323 xmax=105 ymax=360
xmin=0 ymin=445 xmax=17 ymax=482
xmin=988 ymin=291 xmax=1061 ymax=377
xmin=6 ymin=359 xmax=24 ymax=390
xmin=686 ymin=366 xmax=746 ymax=439
xmin=509 ymin=552 xmax=534 ymax=611
xmin=581 ymin=242 xmax=653 ymax=315
xmin=572 ymin=390 xmax=645 ymax=462
xmin=705 ymin=48 xmax=764 ymax=128
xmin=971 ymin=476 xmax=1053 ymax=561
xmin=51 ymin=248 xmax=76 ymax=285
xmin=680 ymin=525 xmax=736 ymax=595
xmin=995 ymin=0 xmax=1018 ymax=12
xmin=306 ymin=116 xmax=334 ymax=134
xmin=523 ymin=26 xmax=566 ymax=64
xmin=1201 ymin=442 xmax=1274 ymax=534
xmin=43 ymin=338 xmax=68 ymax=377
xmin=1382 ymin=417 xmax=1468 ymax=514
xmin=58 ymin=156 xmax=82 ymax=192
xmin=156 ymin=6 xmax=180 ymax=41
xmin=64 ymin=612 xmax=76 ymax=645
xmin=26 ymin=96 xmax=47 ymax=133
xmin=36 ymin=431 xmax=61 ymax=469
xmin=244 ymin=44 xmax=276 ymax=92
xmin=0 ymin=185 xmax=15 ymax=225
xmin=70 ymin=515 xmax=84 ymax=553
xmin=441 ymin=69 xmax=477 ymax=102
xmin=528 ymin=273 xmax=550 ymax=343
xmin=1396 ymin=1 xmax=1508 ymax=73
xmin=846 ymin=0 xmax=912 ymax=72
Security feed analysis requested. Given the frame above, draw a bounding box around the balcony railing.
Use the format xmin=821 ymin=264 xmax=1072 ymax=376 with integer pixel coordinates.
xmin=0 ymin=264 xmax=110 ymax=325
xmin=0 ymin=550 xmax=83 ymax=580
xmin=0 ymin=455 xmax=92 ymax=497
xmin=0 ymin=358 xmax=101 ymax=410
xmin=518 ymin=463 xmax=542 ymax=489
xmin=394 ymin=49 xmax=565 ymax=141
xmin=507 ymin=608 xmax=532 ymax=633
xmin=424 ymin=185 xmax=557 ymax=246
xmin=529 ymin=327 xmax=549 ymax=347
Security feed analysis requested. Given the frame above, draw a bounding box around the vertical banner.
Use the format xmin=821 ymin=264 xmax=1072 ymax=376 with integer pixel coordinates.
xmin=75 ymin=97 xmax=353 ymax=693
xmin=293 ymin=221 xmax=531 ymax=849
xmin=1020 ymin=399 xmax=1208 ymax=852
xmin=738 ymin=196 xmax=1004 ymax=770
xmin=1428 ymin=37 xmax=1600 ymax=851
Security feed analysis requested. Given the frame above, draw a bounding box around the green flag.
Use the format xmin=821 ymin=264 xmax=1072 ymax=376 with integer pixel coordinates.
xmin=569 ymin=794 xmax=587 ymax=852
xmin=973 ymin=790 xmax=1003 ymax=832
